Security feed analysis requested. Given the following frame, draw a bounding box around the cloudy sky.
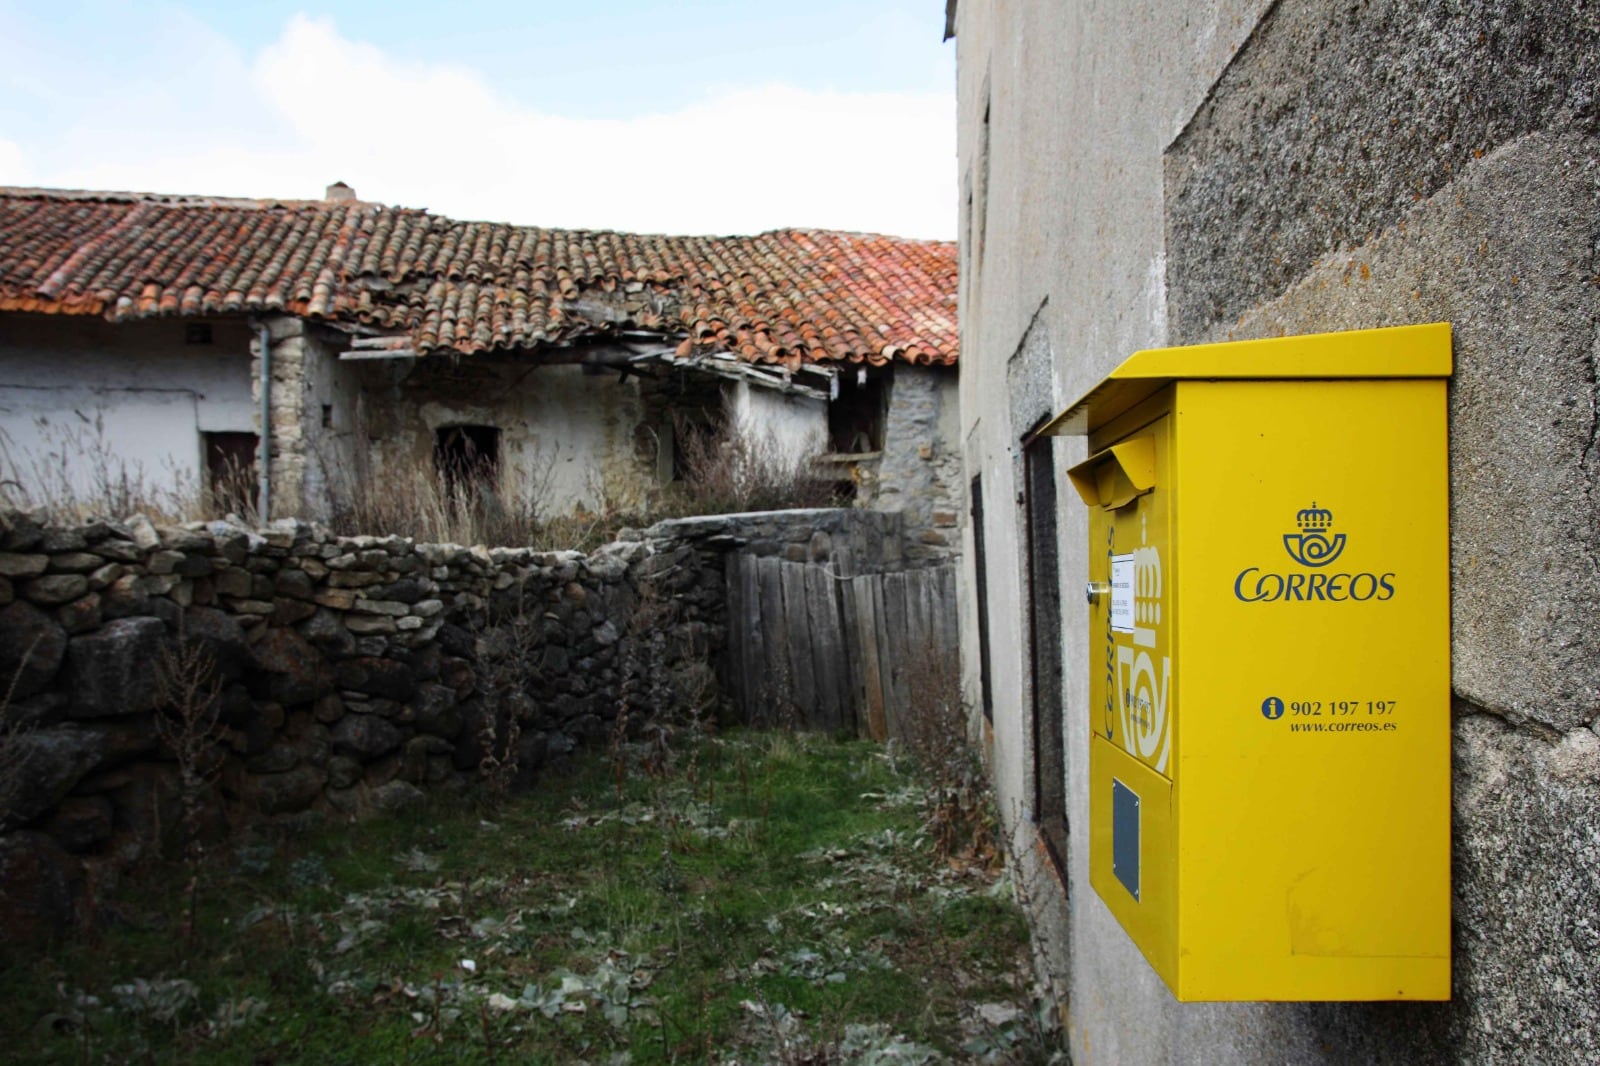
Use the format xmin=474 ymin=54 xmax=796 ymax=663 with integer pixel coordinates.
xmin=0 ymin=1 xmax=956 ymax=238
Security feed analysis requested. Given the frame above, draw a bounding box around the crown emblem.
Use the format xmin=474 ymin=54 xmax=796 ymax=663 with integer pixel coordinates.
xmin=1283 ymin=501 xmax=1346 ymax=567
xmin=1296 ymin=503 xmax=1334 ymax=530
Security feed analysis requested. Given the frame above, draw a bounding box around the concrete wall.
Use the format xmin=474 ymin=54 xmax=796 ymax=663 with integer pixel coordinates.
xmin=0 ymin=315 xmax=255 ymax=510
xmin=953 ymin=2 xmax=1599 ymax=1063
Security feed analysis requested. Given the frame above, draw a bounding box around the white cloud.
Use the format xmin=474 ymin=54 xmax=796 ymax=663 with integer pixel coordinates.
xmin=0 ymin=139 xmax=29 ymax=186
xmin=25 ymin=15 xmax=955 ymax=239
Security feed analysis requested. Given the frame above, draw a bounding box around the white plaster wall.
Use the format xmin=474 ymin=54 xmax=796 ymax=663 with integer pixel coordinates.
xmin=0 ymin=314 xmax=255 ymax=508
xmin=729 ymin=379 xmax=828 ymax=460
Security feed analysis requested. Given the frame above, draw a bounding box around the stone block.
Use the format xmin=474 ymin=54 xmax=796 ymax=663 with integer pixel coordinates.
xmin=46 ymin=552 xmax=101 ymax=573
xmin=57 ymin=593 xmax=102 ymax=635
xmin=2 ymin=728 xmax=106 ymax=828
xmin=243 ymin=765 xmax=325 ymax=816
xmin=346 ymin=614 xmax=397 ymax=636
xmin=332 ymin=713 xmax=403 ymax=759
xmin=0 ymin=600 xmax=69 ymax=700
xmin=335 ymin=656 xmax=415 ymax=701
xmin=62 ymin=617 xmax=166 ymax=717
xmin=249 ymin=628 xmax=333 ymax=706
xmin=22 ymin=574 xmax=88 ymax=606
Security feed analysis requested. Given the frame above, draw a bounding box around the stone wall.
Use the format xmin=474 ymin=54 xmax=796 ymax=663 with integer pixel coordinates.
xmin=0 ymin=507 xmax=722 ymax=938
xmin=860 ymin=365 xmax=963 ymax=557
xmin=0 ymin=505 xmax=925 ymax=941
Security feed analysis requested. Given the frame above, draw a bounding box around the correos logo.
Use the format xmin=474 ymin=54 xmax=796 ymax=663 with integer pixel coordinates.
xmin=1234 ymin=502 xmax=1395 ymax=603
xmin=1282 ymin=502 xmax=1345 ymax=566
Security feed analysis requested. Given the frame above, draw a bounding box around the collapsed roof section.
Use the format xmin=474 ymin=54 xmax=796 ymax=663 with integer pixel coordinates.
xmin=0 ymin=187 xmax=957 ymax=372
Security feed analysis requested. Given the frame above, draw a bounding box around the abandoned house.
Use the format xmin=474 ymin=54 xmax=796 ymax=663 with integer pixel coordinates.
xmin=0 ymin=185 xmax=958 ymax=537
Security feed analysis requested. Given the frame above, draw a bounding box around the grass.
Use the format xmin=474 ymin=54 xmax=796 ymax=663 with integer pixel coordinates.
xmin=0 ymin=730 xmax=1056 ymax=1064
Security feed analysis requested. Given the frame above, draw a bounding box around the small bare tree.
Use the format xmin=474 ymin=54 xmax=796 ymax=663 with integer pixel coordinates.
xmin=155 ymin=634 xmax=226 ymax=946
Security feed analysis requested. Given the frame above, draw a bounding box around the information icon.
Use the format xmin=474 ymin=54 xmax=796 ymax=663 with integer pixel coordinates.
xmin=1261 ymin=697 xmax=1285 ymax=721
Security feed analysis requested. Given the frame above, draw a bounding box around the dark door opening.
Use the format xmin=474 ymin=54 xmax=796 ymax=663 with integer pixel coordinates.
xmin=971 ymin=473 xmax=995 ymax=722
xmin=203 ymin=431 xmax=258 ymax=516
xmin=1024 ymin=429 xmax=1067 ymax=879
xmin=828 ymin=372 xmax=888 ymax=454
xmin=434 ymin=425 xmax=501 ymax=498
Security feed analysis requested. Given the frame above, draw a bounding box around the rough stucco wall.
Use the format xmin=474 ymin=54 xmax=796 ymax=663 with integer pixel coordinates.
xmin=958 ymin=0 xmax=1600 ymax=1062
xmin=1166 ymin=0 xmax=1600 ymax=344
xmin=297 ymin=328 xmax=364 ymax=522
xmin=1 ymin=315 xmax=254 ymax=506
xmin=730 ymin=379 xmax=827 ymax=460
xmin=873 ymin=365 xmax=962 ymax=552
xmin=954 ymin=2 xmax=1277 ymax=1063
xmin=1181 ymin=126 xmax=1600 ymax=1063
xmin=359 ymin=355 xmax=659 ymax=517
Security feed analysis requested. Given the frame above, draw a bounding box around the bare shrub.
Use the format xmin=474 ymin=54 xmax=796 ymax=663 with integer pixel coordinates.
xmin=0 ymin=637 xmax=41 ymax=831
xmin=155 ymin=634 xmax=227 ymax=946
xmin=473 ymin=592 xmax=542 ymax=807
xmin=899 ymin=642 xmax=997 ymax=868
xmin=661 ymin=408 xmax=838 ymax=519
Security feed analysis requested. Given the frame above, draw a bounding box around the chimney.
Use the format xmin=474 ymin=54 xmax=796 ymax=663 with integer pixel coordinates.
xmin=325 ymin=181 xmax=356 ymax=202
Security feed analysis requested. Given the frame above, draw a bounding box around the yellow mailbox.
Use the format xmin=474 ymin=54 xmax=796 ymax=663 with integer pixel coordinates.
xmin=1045 ymin=322 xmax=1452 ymax=1002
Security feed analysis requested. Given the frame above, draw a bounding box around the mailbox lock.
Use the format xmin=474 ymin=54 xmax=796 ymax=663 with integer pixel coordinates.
xmin=1085 ymin=581 xmax=1111 ymax=605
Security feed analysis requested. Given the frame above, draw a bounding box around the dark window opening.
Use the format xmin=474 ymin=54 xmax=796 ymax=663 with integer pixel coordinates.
xmin=434 ymin=425 xmax=501 ymax=497
xmin=321 ymin=404 xmax=333 ymax=429
xmin=1024 ymin=429 xmax=1067 ymax=879
xmin=828 ymin=372 xmax=888 ymax=454
xmin=185 ymin=322 xmax=214 ymax=345
xmin=971 ymin=473 xmax=995 ymax=722
xmin=204 ymin=431 xmax=258 ymax=516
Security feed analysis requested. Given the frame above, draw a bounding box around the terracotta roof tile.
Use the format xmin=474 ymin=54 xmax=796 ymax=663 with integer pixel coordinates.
xmin=0 ymin=186 xmax=956 ymax=366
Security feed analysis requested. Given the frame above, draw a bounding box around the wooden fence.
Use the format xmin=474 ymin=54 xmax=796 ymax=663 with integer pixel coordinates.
xmin=724 ymin=554 xmax=958 ymax=740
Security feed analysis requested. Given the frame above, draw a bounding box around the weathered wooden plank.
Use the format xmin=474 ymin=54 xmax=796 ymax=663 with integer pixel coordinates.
xmin=724 ymin=553 xmax=748 ymax=717
xmin=736 ymin=553 xmax=770 ymax=724
xmin=854 ymin=576 xmax=888 ymax=741
xmin=880 ymin=571 xmax=910 ymax=741
xmin=780 ymin=562 xmax=817 ymax=727
xmin=805 ymin=564 xmax=846 ymax=732
xmin=837 ymin=568 xmax=863 ymax=737
xmin=756 ymin=556 xmax=789 ymax=725
xmin=936 ymin=565 xmax=959 ymax=662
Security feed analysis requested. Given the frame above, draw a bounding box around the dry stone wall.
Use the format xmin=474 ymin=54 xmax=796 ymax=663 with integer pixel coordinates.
xmin=0 ymin=508 xmax=726 ymax=938
xmin=0 ymin=505 xmax=922 ymax=941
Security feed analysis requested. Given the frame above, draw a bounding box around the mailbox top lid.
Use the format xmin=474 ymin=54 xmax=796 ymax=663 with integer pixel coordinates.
xmin=1042 ymin=322 xmax=1452 ymax=436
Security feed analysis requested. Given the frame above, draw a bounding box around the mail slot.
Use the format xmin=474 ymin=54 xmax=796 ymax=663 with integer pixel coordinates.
xmin=1043 ymin=322 xmax=1452 ymax=1002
